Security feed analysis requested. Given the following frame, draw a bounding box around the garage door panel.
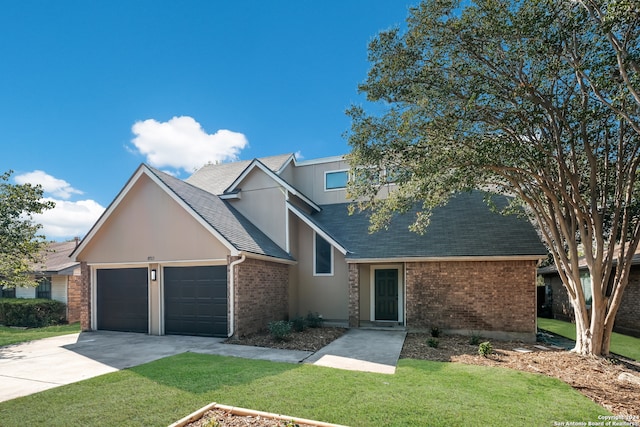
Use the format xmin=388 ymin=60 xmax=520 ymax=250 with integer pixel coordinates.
xmin=164 ymin=266 xmax=227 ymax=337
xmin=97 ymin=268 xmax=148 ymax=333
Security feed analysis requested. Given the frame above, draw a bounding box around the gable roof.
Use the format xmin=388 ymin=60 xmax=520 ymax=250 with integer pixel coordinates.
xmin=309 ymin=191 xmax=547 ymax=261
xmin=33 ymin=241 xmax=79 ymax=275
xmin=186 ymin=153 xmax=294 ymax=196
xmin=73 ymin=164 xmax=293 ymax=262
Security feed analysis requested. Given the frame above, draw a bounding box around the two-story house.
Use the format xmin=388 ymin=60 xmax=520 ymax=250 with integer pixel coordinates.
xmin=72 ymin=153 xmax=547 ymax=341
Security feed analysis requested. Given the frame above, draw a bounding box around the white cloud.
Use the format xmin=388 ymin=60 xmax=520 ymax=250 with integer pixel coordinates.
xmin=34 ymin=198 xmax=104 ymax=240
xmin=14 ymin=170 xmax=83 ymax=200
xmin=131 ymin=116 xmax=248 ymax=172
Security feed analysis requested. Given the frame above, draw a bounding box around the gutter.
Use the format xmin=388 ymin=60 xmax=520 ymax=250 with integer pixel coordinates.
xmin=228 ymin=253 xmax=246 ymax=337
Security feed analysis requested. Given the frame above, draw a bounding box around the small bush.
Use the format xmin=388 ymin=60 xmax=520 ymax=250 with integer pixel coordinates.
xmin=0 ymin=298 xmax=66 ymax=328
xmin=305 ymin=312 xmax=323 ymax=328
xmin=290 ymin=315 xmax=306 ymax=332
xmin=430 ymin=326 xmax=441 ymax=338
xmin=478 ymin=341 xmax=493 ymax=357
xmin=427 ymin=338 xmax=439 ymax=348
xmin=469 ymin=332 xmax=482 ymax=345
xmin=268 ymin=320 xmax=292 ymax=341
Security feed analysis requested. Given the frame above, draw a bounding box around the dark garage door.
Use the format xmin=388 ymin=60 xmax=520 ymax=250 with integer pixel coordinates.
xmin=97 ymin=268 xmax=148 ymax=333
xmin=164 ymin=266 xmax=227 ymax=337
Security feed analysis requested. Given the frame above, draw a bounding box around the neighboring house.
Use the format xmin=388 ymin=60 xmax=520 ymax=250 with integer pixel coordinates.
xmin=539 ymin=250 xmax=640 ymax=338
xmin=0 ymin=241 xmax=83 ymax=323
xmin=71 ymin=154 xmax=547 ymax=341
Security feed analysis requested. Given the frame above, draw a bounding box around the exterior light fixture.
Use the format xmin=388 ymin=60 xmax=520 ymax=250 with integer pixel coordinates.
xmin=151 ymin=269 xmax=157 ymax=281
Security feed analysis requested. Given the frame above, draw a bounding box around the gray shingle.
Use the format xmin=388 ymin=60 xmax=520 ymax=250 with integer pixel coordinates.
xmin=312 ymin=191 xmax=547 ymax=259
xmin=148 ymin=166 xmax=293 ymax=261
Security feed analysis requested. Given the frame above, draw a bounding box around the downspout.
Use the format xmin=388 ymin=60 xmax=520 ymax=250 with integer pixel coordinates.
xmin=228 ymin=253 xmax=246 ymax=337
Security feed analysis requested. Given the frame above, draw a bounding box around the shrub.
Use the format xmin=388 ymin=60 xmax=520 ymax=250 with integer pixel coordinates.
xmin=469 ymin=332 xmax=482 ymax=345
xmin=0 ymin=298 xmax=66 ymax=328
xmin=430 ymin=326 xmax=441 ymax=338
xmin=427 ymin=338 xmax=439 ymax=348
xmin=290 ymin=315 xmax=306 ymax=332
xmin=268 ymin=320 xmax=292 ymax=341
xmin=305 ymin=311 xmax=323 ymax=328
xmin=478 ymin=341 xmax=493 ymax=358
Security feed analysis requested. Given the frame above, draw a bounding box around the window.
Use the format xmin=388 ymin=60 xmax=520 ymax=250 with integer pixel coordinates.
xmin=325 ymin=170 xmax=348 ymax=191
xmin=36 ymin=277 xmax=52 ymax=299
xmin=0 ymin=286 xmax=16 ymax=298
xmin=314 ymin=233 xmax=333 ymax=275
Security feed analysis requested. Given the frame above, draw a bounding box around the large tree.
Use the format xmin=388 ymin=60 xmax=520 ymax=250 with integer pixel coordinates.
xmin=0 ymin=171 xmax=54 ymax=289
xmin=346 ymin=0 xmax=640 ymax=356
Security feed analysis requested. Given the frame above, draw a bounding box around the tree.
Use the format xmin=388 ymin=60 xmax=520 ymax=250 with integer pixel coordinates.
xmin=346 ymin=0 xmax=640 ymax=356
xmin=0 ymin=171 xmax=54 ymax=289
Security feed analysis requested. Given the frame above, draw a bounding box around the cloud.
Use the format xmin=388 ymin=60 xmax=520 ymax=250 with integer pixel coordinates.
xmin=14 ymin=170 xmax=83 ymax=200
xmin=34 ymin=198 xmax=105 ymax=240
xmin=131 ymin=116 xmax=248 ymax=172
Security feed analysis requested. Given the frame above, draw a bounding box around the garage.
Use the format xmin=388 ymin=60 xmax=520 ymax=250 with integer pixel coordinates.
xmin=96 ymin=268 xmax=149 ymax=333
xmin=164 ymin=265 xmax=228 ymax=337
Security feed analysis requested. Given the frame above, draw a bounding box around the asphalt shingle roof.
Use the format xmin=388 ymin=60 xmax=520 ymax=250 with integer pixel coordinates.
xmin=32 ymin=241 xmax=79 ymax=273
xmin=186 ymin=153 xmax=293 ymax=195
xmin=311 ymin=191 xmax=547 ymax=259
xmin=148 ymin=166 xmax=293 ymax=261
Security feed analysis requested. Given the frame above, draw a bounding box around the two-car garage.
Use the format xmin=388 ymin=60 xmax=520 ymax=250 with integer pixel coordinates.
xmin=95 ymin=266 xmax=228 ymax=337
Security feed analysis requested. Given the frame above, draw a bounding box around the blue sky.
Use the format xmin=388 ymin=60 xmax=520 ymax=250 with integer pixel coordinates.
xmin=0 ymin=1 xmax=414 ymax=241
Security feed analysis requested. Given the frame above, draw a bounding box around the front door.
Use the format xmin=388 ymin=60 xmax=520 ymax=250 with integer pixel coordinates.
xmin=375 ymin=269 xmax=398 ymax=321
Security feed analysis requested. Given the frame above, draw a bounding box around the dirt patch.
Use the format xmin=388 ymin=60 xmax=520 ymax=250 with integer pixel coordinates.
xmin=226 ymin=327 xmax=347 ymax=352
xmin=185 ymin=408 xmax=319 ymax=427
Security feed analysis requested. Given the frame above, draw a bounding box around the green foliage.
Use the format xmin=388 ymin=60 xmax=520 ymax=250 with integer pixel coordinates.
xmin=427 ymin=338 xmax=439 ymax=348
xmin=281 ymin=421 xmax=299 ymax=427
xmin=290 ymin=315 xmax=307 ymax=332
xmin=0 ymin=323 xmax=80 ymax=347
xmin=469 ymin=333 xmax=482 ymax=346
xmin=430 ymin=326 xmax=441 ymax=338
xmin=478 ymin=341 xmax=493 ymax=358
xmin=268 ymin=320 xmax=292 ymax=341
xmin=305 ymin=311 xmax=323 ymax=328
xmin=0 ymin=299 xmax=66 ymax=328
xmin=346 ymin=0 xmax=640 ymax=356
xmin=0 ymin=171 xmax=55 ymax=289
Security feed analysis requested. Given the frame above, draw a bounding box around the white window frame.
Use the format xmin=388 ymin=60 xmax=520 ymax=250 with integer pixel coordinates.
xmin=313 ymin=232 xmax=334 ymax=276
xmin=324 ymin=169 xmax=349 ymax=191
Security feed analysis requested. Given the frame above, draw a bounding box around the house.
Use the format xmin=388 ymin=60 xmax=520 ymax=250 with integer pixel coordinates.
xmin=0 ymin=240 xmax=83 ymax=323
xmin=539 ymin=250 xmax=640 ymax=338
xmin=71 ymin=154 xmax=547 ymax=341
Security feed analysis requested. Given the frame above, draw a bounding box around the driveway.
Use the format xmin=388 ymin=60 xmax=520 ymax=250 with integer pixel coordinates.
xmin=0 ymin=331 xmax=311 ymax=403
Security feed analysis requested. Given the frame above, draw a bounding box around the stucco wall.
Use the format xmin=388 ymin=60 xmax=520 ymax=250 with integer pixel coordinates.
xmin=405 ymin=260 xmax=538 ymax=340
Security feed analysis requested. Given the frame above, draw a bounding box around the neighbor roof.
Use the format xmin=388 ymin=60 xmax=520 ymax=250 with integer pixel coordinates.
xmin=148 ymin=166 xmax=293 ymax=261
xmin=34 ymin=241 xmax=80 ymax=274
xmin=310 ymin=191 xmax=547 ymax=260
xmin=186 ymin=153 xmax=294 ymax=195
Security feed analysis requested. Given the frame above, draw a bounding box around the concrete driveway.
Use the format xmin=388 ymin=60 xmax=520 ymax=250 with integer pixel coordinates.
xmin=0 ymin=331 xmax=312 ymax=403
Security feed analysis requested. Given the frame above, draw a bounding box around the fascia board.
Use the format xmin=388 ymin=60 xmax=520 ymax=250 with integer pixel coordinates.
xmin=287 ymin=202 xmax=348 ymax=255
xmin=345 ymin=255 xmax=547 ymax=263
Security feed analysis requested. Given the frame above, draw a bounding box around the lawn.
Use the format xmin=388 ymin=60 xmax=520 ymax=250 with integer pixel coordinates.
xmin=538 ymin=317 xmax=640 ymax=361
xmin=0 ymin=323 xmax=80 ymax=347
xmin=0 ymin=352 xmax=610 ymax=427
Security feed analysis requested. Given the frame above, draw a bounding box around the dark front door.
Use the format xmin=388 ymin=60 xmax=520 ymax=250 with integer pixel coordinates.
xmin=164 ymin=266 xmax=227 ymax=337
xmin=375 ymin=269 xmax=398 ymax=321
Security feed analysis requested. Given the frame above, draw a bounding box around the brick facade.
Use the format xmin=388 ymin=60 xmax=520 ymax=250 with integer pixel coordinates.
xmin=67 ymin=275 xmax=83 ymax=324
xmin=348 ymin=264 xmax=360 ymax=327
xmin=232 ymin=256 xmax=289 ymax=337
xmin=405 ymin=260 xmax=537 ymax=339
xmin=79 ymin=262 xmax=91 ymax=331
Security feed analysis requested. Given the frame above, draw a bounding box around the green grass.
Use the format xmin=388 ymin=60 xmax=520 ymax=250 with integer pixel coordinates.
xmin=0 ymin=353 xmax=610 ymax=427
xmin=0 ymin=323 xmax=80 ymax=347
xmin=538 ymin=317 xmax=640 ymax=361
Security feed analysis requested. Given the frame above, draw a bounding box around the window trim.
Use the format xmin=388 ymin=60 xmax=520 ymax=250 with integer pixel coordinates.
xmin=324 ymin=169 xmax=349 ymax=191
xmin=313 ymin=232 xmax=334 ymax=276
xmin=36 ymin=276 xmax=52 ymax=299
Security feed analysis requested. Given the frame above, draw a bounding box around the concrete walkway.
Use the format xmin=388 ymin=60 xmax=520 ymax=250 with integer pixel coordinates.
xmin=0 ymin=328 xmax=406 ymax=402
xmin=305 ymin=329 xmax=407 ymax=374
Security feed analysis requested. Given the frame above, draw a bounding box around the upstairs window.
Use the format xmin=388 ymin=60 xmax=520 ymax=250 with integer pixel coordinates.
xmin=325 ymin=170 xmax=348 ymax=191
xmin=36 ymin=277 xmax=52 ymax=299
xmin=314 ymin=233 xmax=333 ymax=276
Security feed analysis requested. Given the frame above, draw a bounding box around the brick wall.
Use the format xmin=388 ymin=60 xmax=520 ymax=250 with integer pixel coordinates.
xmin=80 ymin=262 xmax=91 ymax=331
xmin=348 ymin=264 xmax=360 ymax=327
xmin=233 ymin=257 xmax=289 ymax=337
xmin=67 ymin=275 xmax=83 ymax=324
xmin=405 ymin=260 xmax=537 ymax=337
